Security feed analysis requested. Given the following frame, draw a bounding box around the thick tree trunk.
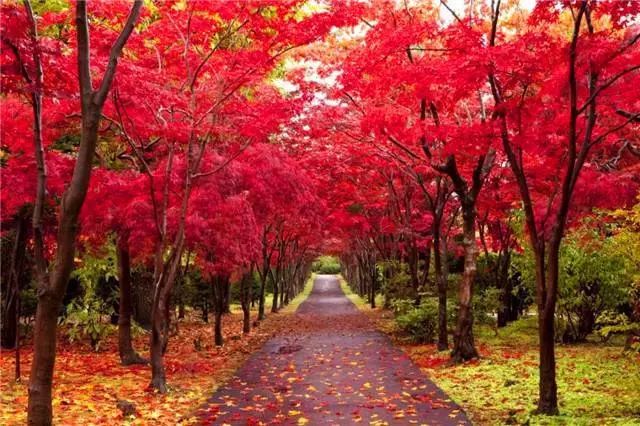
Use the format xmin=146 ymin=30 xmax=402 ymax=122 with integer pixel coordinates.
xmin=116 ymin=238 xmax=146 ymax=365
xmin=149 ymin=244 xmax=184 ymax=392
xmin=214 ymin=310 xmax=223 ymax=346
xmin=149 ymin=295 xmax=168 ymax=393
xmin=221 ymin=280 xmax=230 ymax=315
xmin=28 ymin=114 xmax=100 ymax=424
xmin=149 ymin=271 xmax=177 ymax=393
xmin=452 ymin=209 xmax=479 ymax=363
xmin=27 ymin=2 xmax=141 ymax=422
xmin=536 ymin=244 xmax=559 ymax=414
xmin=538 ymin=302 xmax=558 ymax=414
xmin=27 ymin=295 xmax=61 ymax=424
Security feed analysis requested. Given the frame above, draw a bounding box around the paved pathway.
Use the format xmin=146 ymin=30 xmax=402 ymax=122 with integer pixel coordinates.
xmin=198 ymin=275 xmax=470 ymax=425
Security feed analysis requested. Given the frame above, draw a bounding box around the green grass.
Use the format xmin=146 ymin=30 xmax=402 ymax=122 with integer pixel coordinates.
xmin=424 ymin=318 xmax=640 ymax=425
xmin=229 ymin=275 xmax=315 ymax=316
xmin=229 ymin=293 xmax=274 ymax=315
xmin=338 ymin=275 xmax=368 ymax=308
xmin=338 ymin=278 xmax=640 ymax=425
xmin=338 ymin=275 xmax=384 ymax=308
xmin=281 ymin=273 xmax=316 ymax=313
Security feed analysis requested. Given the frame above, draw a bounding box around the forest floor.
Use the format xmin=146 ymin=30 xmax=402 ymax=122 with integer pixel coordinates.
xmin=341 ymin=281 xmax=640 ymax=426
xmin=0 ymin=283 xmax=313 ymax=425
xmin=197 ymin=274 xmax=469 ymax=425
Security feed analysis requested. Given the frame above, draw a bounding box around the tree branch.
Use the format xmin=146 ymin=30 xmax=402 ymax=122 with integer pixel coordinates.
xmin=93 ymin=0 xmax=143 ymax=106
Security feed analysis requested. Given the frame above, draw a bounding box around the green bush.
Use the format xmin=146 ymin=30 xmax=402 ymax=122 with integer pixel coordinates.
xmin=379 ymin=260 xmax=414 ymax=304
xmin=514 ymin=219 xmax=634 ymax=343
xmin=62 ymin=242 xmax=118 ymax=350
xmin=475 ymin=287 xmax=501 ymax=332
xmin=596 ymin=310 xmax=640 ymax=346
xmin=312 ymin=256 xmax=341 ymax=274
xmin=395 ymin=298 xmax=438 ymax=344
xmin=64 ymin=300 xmax=114 ymax=351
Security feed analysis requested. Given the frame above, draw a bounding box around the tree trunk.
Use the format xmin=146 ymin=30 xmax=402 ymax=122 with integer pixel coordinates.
xmin=27 ymin=294 xmax=62 ymax=425
xmin=258 ymin=273 xmax=266 ymax=321
xmin=538 ymin=302 xmax=558 ymax=414
xmin=536 ymin=244 xmax=559 ymax=414
xmin=15 ymin=292 xmax=21 ymax=382
xmin=213 ymin=276 xmax=226 ymax=346
xmin=241 ymin=272 xmax=251 ymax=334
xmin=149 ymin=245 xmax=184 ymax=392
xmin=369 ymin=259 xmax=377 ymax=309
xmin=221 ymin=280 xmax=230 ymax=315
xmin=116 ymin=238 xmax=145 ymax=365
xmin=201 ymin=304 xmax=209 ymax=323
xmin=28 ymin=112 xmax=100 ymax=424
xmin=452 ymin=207 xmax=479 ymax=363
xmin=497 ymin=250 xmax=512 ymax=328
xmin=27 ymin=2 xmax=141 ymax=422
xmin=1 ymin=285 xmax=18 ymax=349
xmin=149 ymin=292 xmax=168 ymax=393
xmin=271 ymin=269 xmax=279 ymax=313
xmin=2 ymin=215 xmax=27 ymax=349
xmin=420 ymin=244 xmax=431 ymax=295
xmin=433 ymin=229 xmax=449 ymax=351
xmin=408 ymin=243 xmax=420 ymax=304
xmin=214 ymin=310 xmax=223 ymax=346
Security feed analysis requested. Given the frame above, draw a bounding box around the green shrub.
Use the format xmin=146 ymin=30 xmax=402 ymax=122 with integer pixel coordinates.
xmin=312 ymin=256 xmax=341 ymax=274
xmin=475 ymin=287 xmax=501 ymax=333
xmin=64 ymin=300 xmax=114 ymax=351
xmin=395 ymin=299 xmax=438 ymax=344
xmin=514 ymin=219 xmax=634 ymax=343
xmin=379 ymin=260 xmax=414 ymax=305
xmin=62 ymin=242 xmax=118 ymax=350
xmin=596 ymin=310 xmax=640 ymax=345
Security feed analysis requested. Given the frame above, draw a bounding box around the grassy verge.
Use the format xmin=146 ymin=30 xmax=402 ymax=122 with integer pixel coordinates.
xmin=281 ymin=273 xmax=316 ymax=313
xmin=338 ymin=279 xmax=640 ymax=425
xmin=338 ymin=274 xmax=368 ymax=308
xmin=338 ymin=275 xmax=384 ymax=309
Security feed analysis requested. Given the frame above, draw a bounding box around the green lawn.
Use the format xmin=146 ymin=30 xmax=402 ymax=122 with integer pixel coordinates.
xmin=429 ymin=317 xmax=640 ymax=425
xmin=338 ymin=275 xmax=384 ymax=308
xmin=280 ymin=273 xmax=316 ymax=313
xmin=343 ymin=283 xmax=640 ymax=425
